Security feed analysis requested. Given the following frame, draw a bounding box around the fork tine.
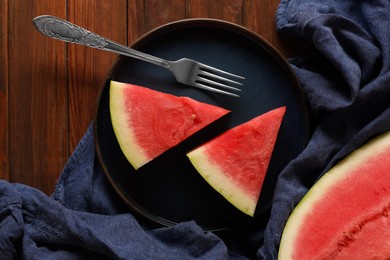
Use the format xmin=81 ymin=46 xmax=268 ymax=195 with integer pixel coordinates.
xmin=196 ymin=76 xmax=242 ymax=92
xmin=193 ymin=82 xmax=240 ymax=97
xmin=198 ymin=70 xmax=243 ymax=87
xmin=198 ymin=64 xmax=245 ymax=80
xmin=195 ymin=64 xmax=243 ymax=97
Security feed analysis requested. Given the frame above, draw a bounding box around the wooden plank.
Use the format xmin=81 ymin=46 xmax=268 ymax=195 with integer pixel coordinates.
xmin=67 ymin=0 xmax=128 ymax=152
xmin=144 ymin=0 xmax=186 ymax=30
xmin=0 ymin=0 xmax=8 ymax=180
xmin=127 ymin=0 xmax=146 ymax=43
xmin=187 ymin=0 xmax=243 ymax=23
xmin=128 ymin=0 xmax=186 ymax=44
xmin=8 ymin=0 xmax=68 ymax=194
xmin=243 ymin=0 xmax=279 ymax=44
xmin=242 ymin=0 xmax=304 ymax=57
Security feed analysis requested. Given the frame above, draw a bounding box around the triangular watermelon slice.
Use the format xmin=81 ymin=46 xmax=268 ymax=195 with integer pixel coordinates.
xmin=109 ymin=81 xmax=230 ymax=170
xmin=187 ymin=106 xmax=286 ymax=216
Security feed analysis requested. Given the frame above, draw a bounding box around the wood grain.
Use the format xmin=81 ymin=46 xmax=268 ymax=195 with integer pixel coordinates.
xmin=8 ymin=0 xmax=67 ymax=192
xmin=243 ymin=0 xmax=303 ymax=57
xmin=67 ymin=0 xmax=127 ymax=153
xmin=2 ymin=0 xmax=301 ymax=194
xmin=127 ymin=0 xmax=146 ymax=43
xmin=127 ymin=0 xmax=186 ymax=45
xmin=144 ymin=0 xmax=186 ymax=30
xmin=187 ymin=0 xmax=243 ymax=23
xmin=0 ymin=0 xmax=9 ymax=180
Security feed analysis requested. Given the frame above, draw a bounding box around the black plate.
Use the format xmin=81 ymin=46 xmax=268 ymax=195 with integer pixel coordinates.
xmin=94 ymin=19 xmax=308 ymax=231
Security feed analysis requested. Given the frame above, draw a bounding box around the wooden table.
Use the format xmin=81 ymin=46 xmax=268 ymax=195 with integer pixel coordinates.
xmin=1 ymin=0 xmax=302 ymax=195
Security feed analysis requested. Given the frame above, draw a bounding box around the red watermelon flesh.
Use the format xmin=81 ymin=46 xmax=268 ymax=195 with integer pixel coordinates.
xmin=109 ymin=81 xmax=230 ymax=170
xmin=278 ymin=130 xmax=390 ymax=260
xmin=187 ymin=106 xmax=286 ymax=216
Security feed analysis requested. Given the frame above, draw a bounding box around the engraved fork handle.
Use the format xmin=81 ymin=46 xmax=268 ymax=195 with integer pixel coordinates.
xmin=32 ymin=15 xmax=171 ymax=69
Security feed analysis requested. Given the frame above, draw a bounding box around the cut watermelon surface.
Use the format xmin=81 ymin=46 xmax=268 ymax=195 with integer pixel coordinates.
xmin=187 ymin=106 xmax=286 ymax=216
xmin=278 ymin=130 xmax=390 ymax=260
xmin=109 ymin=81 xmax=230 ymax=170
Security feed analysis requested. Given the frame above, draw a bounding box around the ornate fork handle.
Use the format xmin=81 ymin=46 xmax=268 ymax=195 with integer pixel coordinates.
xmin=33 ymin=15 xmax=171 ymax=69
xmin=33 ymin=15 xmax=108 ymax=48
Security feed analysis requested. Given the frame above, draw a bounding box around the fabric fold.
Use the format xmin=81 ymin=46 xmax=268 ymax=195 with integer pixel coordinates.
xmin=258 ymin=0 xmax=390 ymax=258
xmin=2 ymin=1 xmax=389 ymax=259
xmin=0 ymin=126 xmax=229 ymax=259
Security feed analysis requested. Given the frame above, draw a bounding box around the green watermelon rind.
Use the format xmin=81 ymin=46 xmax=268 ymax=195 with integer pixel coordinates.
xmin=278 ymin=130 xmax=390 ymax=259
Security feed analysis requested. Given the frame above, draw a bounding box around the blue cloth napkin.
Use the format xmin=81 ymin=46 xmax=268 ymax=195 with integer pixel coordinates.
xmin=1 ymin=0 xmax=389 ymax=259
xmin=259 ymin=0 xmax=390 ymax=258
xmin=0 ymin=126 xmax=229 ymax=259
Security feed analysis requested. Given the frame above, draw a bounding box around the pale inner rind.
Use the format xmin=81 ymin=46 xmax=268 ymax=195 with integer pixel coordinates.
xmin=187 ymin=146 xmax=257 ymax=216
xmin=110 ymin=81 xmax=149 ymax=170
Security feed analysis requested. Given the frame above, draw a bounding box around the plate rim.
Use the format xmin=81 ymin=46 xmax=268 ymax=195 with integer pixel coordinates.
xmin=93 ymin=18 xmax=308 ymax=231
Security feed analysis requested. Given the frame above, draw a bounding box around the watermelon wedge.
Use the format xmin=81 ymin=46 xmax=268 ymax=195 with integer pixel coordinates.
xmin=278 ymin=130 xmax=390 ymax=260
xmin=186 ymin=106 xmax=286 ymax=217
xmin=109 ymin=81 xmax=230 ymax=170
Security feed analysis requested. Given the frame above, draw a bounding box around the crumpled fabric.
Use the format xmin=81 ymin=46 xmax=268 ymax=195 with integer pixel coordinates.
xmin=0 ymin=127 xmax=229 ymax=260
xmin=258 ymin=0 xmax=390 ymax=258
xmin=1 ymin=1 xmax=390 ymax=259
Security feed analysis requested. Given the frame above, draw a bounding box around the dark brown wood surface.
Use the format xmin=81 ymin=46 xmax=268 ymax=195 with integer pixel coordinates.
xmin=1 ymin=0 xmax=302 ymax=194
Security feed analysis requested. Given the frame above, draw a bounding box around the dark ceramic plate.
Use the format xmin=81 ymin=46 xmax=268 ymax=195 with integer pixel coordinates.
xmin=94 ymin=19 xmax=308 ymax=231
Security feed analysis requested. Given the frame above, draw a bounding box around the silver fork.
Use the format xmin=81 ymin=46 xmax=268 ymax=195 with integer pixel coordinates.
xmin=32 ymin=15 xmax=243 ymax=97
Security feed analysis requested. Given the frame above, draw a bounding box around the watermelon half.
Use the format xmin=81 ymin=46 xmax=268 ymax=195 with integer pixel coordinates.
xmin=109 ymin=81 xmax=230 ymax=170
xmin=278 ymin=130 xmax=390 ymax=259
xmin=187 ymin=106 xmax=286 ymax=217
